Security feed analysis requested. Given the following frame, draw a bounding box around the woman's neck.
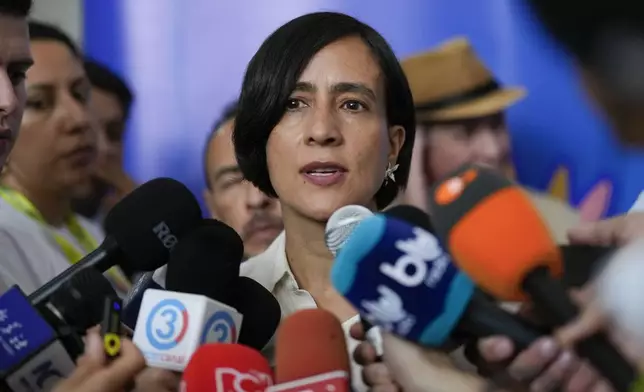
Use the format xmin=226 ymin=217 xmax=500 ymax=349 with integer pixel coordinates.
xmin=283 ymin=210 xmax=335 ymax=295
xmin=1 ymin=174 xmax=71 ymax=227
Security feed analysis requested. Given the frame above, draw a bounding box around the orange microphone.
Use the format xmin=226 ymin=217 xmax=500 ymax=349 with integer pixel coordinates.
xmin=428 ymin=163 xmax=636 ymax=392
xmin=269 ymin=309 xmax=351 ymax=392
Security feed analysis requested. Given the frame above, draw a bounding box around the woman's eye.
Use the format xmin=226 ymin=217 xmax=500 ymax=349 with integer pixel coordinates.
xmin=286 ymin=98 xmax=305 ymax=110
xmin=342 ymin=100 xmax=366 ymax=112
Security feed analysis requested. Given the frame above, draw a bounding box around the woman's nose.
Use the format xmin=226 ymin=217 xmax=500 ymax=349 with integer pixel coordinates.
xmin=305 ymin=110 xmax=343 ymax=147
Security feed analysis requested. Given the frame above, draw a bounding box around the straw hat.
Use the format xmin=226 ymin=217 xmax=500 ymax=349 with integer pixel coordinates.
xmin=401 ymin=37 xmax=526 ymax=122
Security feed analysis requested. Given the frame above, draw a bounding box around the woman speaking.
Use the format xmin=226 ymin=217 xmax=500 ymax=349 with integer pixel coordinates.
xmin=234 ymin=11 xmax=415 ymax=391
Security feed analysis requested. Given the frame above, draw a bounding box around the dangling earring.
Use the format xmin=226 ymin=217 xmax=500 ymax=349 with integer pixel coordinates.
xmin=384 ymin=162 xmax=399 ymax=185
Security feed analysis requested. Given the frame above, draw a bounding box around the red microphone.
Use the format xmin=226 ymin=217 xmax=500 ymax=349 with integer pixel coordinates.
xmin=268 ymin=309 xmax=351 ymax=392
xmin=181 ymin=343 xmax=273 ymax=392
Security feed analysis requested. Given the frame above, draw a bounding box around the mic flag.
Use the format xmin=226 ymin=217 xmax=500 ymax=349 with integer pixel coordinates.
xmin=0 ymin=287 xmax=75 ymax=392
xmin=132 ymin=289 xmax=243 ymax=371
xmin=181 ymin=343 xmax=273 ymax=392
xmin=331 ymin=215 xmax=474 ymax=346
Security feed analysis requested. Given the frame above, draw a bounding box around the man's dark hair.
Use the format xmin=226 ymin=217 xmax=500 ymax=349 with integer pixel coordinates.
xmin=233 ymin=12 xmax=416 ymax=210
xmin=204 ymin=101 xmax=239 ymax=189
xmin=0 ymin=0 xmax=32 ymax=16
xmin=28 ymin=21 xmax=80 ymax=57
xmin=84 ymin=58 xmax=134 ymax=118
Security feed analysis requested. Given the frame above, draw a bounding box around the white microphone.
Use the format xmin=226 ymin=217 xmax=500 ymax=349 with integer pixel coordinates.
xmin=596 ymin=239 xmax=644 ymax=346
xmin=132 ymin=289 xmax=243 ymax=371
xmin=0 ymin=286 xmax=76 ymax=392
xmin=325 ymin=205 xmax=373 ymax=257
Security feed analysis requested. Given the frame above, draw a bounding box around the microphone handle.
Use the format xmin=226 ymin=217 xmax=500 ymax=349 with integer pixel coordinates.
xmin=458 ymin=290 xmax=543 ymax=351
xmin=523 ymin=266 xmax=636 ymax=392
xmin=29 ymin=237 xmax=120 ymax=306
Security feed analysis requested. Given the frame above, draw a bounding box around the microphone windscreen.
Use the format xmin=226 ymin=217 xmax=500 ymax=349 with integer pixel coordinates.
xmin=181 ymin=343 xmax=273 ymax=392
xmin=104 ymin=178 xmax=202 ymax=272
xmin=50 ymin=268 xmax=117 ymax=330
xmin=165 ymin=219 xmax=243 ymax=303
xmin=384 ymin=205 xmax=431 ymax=231
xmin=428 ymin=164 xmax=562 ymax=301
xmin=275 ymin=309 xmax=350 ymax=384
xmin=325 ymin=205 xmax=373 ymax=257
xmin=228 ymin=277 xmax=281 ymax=350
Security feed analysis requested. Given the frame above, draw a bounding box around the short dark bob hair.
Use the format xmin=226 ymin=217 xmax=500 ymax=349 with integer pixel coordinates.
xmin=233 ymin=12 xmax=416 ymax=210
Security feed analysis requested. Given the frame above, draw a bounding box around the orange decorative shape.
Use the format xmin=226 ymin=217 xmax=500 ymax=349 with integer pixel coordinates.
xmin=547 ymin=166 xmax=569 ymax=202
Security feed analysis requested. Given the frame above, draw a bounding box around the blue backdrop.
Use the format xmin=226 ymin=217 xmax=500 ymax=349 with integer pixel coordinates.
xmin=83 ymin=0 xmax=644 ymax=217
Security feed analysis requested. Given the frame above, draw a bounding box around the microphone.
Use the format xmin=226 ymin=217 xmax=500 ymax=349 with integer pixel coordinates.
xmin=122 ymin=272 xmax=164 ymax=330
xmin=325 ymin=205 xmax=373 ymax=257
xmin=427 ymin=164 xmax=637 ymax=391
xmin=181 ymin=343 xmax=273 ymax=392
xmin=0 ymin=268 xmax=121 ymax=391
xmin=227 ymin=277 xmax=281 ymax=351
xmin=132 ymin=220 xmax=245 ymax=371
xmin=29 ymin=178 xmax=203 ymax=307
xmin=330 ymin=210 xmax=542 ymax=349
xmin=269 ymin=309 xmax=350 ymax=392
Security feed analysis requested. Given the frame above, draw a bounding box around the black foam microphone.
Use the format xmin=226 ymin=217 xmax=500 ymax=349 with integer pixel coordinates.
xmin=228 ymin=277 xmax=282 ymax=351
xmin=29 ymin=178 xmax=203 ymax=307
xmin=165 ymin=219 xmax=244 ymax=304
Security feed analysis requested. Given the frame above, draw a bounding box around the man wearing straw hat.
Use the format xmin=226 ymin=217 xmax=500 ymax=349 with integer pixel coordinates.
xmin=400 ymin=37 xmax=581 ymax=243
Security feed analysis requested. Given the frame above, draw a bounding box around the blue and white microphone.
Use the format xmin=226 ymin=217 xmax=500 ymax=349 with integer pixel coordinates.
xmin=331 ymin=205 xmax=542 ymax=349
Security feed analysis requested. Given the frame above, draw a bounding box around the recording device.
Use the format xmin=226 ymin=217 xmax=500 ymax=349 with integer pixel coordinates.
xmin=0 ymin=287 xmax=76 ymax=392
xmin=101 ymin=297 xmax=122 ymax=359
xmin=427 ymin=163 xmax=636 ymax=391
xmin=331 ymin=212 xmax=542 ymax=349
xmin=29 ymin=178 xmax=203 ymax=307
xmin=132 ymin=220 xmax=246 ymax=371
xmin=122 ymin=272 xmax=164 ymax=330
xmin=180 ymin=343 xmax=273 ymax=392
xmin=268 ymin=309 xmax=350 ymax=392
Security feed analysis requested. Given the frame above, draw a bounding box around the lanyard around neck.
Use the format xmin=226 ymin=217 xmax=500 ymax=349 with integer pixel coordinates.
xmin=0 ymin=186 xmax=131 ymax=292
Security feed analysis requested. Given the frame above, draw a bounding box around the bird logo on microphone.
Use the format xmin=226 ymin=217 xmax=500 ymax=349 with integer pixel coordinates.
xmin=361 ymin=285 xmax=416 ymax=335
xmin=200 ymin=311 xmax=238 ymax=344
xmin=146 ymin=299 xmax=189 ymax=350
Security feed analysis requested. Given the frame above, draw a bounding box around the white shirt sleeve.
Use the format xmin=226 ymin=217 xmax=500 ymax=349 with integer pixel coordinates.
xmin=629 ymin=192 xmax=644 ymax=213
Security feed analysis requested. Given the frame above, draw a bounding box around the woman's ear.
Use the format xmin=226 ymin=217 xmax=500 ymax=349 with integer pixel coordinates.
xmin=387 ymin=125 xmax=406 ymax=162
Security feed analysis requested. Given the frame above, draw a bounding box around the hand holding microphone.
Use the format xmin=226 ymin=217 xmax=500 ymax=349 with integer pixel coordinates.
xmin=428 ymin=164 xmax=637 ymax=391
xmin=52 ymin=330 xmax=145 ymax=392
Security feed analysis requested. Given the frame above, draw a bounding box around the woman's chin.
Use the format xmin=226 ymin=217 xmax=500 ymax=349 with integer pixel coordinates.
xmin=297 ymin=198 xmax=366 ymax=223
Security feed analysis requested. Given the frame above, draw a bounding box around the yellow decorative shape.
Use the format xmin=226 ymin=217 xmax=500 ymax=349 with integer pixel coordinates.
xmin=547 ymin=166 xmax=569 ymax=202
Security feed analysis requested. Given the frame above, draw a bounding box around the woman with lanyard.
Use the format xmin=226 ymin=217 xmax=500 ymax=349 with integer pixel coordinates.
xmin=0 ymin=21 xmax=129 ymax=296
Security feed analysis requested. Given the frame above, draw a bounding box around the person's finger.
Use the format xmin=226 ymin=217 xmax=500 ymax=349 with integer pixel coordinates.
xmin=88 ymin=339 xmax=146 ymax=391
xmin=477 ymin=336 xmax=514 ymax=363
xmin=353 ymin=341 xmax=378 ymax=366
xmin=65 ymin=331 xmax=106 ymax=386
xmin=350 ymin=321 xmax=365 ymax=340
xmin=591 ymin=380 xmax=615 ymax=392
xmin=563 ymin=361 xmax=602 ymax=392
xmin=362 ymin=363 xmax=393 ymax=387
xmin=567 ymin=217 xmax=623 ymax=246
xmin=506 ymin=338 xmax=559 ymax=382
xmin=555 ymin=300 xmax=606 ymax=347
xmin=528 ymin=350 xmax=576 ymax=391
